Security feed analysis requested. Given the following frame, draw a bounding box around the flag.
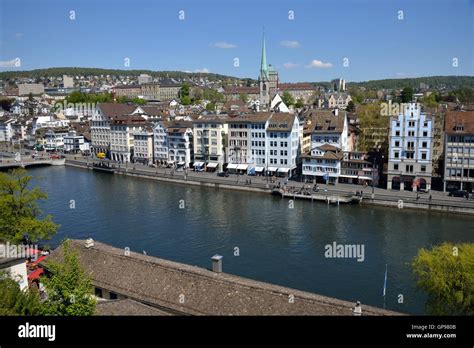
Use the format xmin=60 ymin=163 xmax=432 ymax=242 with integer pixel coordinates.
xmin=383 ymin=264 xmax=388 ymax=297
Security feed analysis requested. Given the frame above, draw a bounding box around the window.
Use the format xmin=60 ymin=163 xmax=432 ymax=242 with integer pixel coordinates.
xmin=423 ymin=131 xmax=428 ymax=137
xmin=95 ymin=288 xmax=103 ymax=298
xmin=422 ymin=142 xmax=427 ymax=148
xmin=421 ymin=165 xmax=426 ymax=172
xmin=394 ymin=164 xmax=399 ymax=170
xmin=394 ymin=152 xmax=399 ymax=159
xmin=395 ymin=131 xmax=400 ymax=136
xmin=109 ymin=292 xmax=118 ymax=300
xmin=395 ymin=141 xmax=400 ymax=147
xmin=421 ymin=152 xmax=427 ymax=160
xmin=406 ymin=165 xmax=413 ymax=173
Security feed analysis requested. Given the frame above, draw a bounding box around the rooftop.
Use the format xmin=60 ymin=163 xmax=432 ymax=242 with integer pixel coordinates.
xmin=43 ymin=239 xmax=401 ymax=316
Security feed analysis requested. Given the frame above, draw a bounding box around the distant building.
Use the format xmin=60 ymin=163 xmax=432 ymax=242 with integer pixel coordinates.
xmin=18 ymin=83 xmax=44 ymax=96
xmin=166 ymin=121 xmax=193 ymax=168
xmin=443 ymin=110 xmax=474 ymax=192
xmin=331 ymin=78 xmax=346 ymax=92
xmin=138 ymin=74 xmax=153 ymax=85
xmin=62 ymin=75 xmax=74 ymax=88
xmin=0 ymin=117 xmax=15 ymax=142
xmin=324 ymin=92 xmax=352 ymax=109
xmin=387 ymin=103 xmax=433 ymax=191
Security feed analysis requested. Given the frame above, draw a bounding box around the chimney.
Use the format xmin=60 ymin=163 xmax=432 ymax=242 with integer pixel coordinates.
xmin=211 ymin=254 xmax=223 ymax=273
xmin=85 ymin=238 xmax=94 ymax=249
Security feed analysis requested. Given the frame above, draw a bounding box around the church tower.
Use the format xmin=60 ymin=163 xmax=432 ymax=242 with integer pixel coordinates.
xmin=259 ymin=31 xmax=278 ymax=110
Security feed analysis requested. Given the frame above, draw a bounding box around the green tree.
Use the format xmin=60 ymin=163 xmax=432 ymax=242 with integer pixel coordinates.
xmin=0 ymin=169 xmax=58 ymax=243
xmin=0 ymin=273 xmax=44 ymax=315
xmin=295 ymin=98 xmax=304 ymax=109
xmin=180 ymin=82 xmax=190 ymax=102
xmin=131 ymin=97 xmax=146 ymax=105
xmin=422 ymin=93 xmax=438 ymax=108
xmin=282 ymin=91 xmax=295 ymax=106
xmin=346 ymin=100 xmax=356 ymax=112
xmin=42 ymin=240 xmax=96 ymax=316
xmin=239 ymin=93 xmax=249 ymax=103
xmin=412 ymin=243 xmax=474 ymax=315
xmin=181 ymin=96 xmax=191 ymax=105
xmin=206 ymin=102 xmax=215 ymax=111
xmin=401 ymin=87 xmax=414 ymax=103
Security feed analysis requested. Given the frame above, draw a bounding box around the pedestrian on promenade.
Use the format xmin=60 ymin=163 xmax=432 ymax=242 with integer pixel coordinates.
xmin=429 ymin=194 xmax=432 ymax=201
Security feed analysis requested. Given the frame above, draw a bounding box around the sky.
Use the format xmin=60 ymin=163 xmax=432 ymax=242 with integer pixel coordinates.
xmin=0 ymin=0 xmax=473 ymax=82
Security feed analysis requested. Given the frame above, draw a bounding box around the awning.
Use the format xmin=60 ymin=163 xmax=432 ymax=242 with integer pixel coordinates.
xmin=237 ymin=164 xmax=248 ymax=170
xmin=177 ymin=161 xmax=185 ymax=166
xmin=207 ymin=162 xmax=218 ymax=168
xmin=227 ymin=163 xmax=238 ymax=169
xmin=255 ymin=166 xmax=265 ymax=172
xmin=277 ymin=167 xmax=290 ymax=173
xmin=193 ymin=162 xmax=204 ymax=167
xmin=267 ymin=167 xmax=277 ymax=172
xmin=28 ymin=268 xmax=44 ymax=280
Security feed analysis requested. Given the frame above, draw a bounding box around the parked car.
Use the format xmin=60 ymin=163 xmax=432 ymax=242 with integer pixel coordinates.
xmin=448 ymin=190 xmax=469 ymax=198
xmin=217 ymin=171 xmax=229 ymax=177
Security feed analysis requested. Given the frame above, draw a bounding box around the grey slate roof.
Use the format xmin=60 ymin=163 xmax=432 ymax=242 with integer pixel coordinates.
xmin=44 ymin=240 xmax=403 ymax=316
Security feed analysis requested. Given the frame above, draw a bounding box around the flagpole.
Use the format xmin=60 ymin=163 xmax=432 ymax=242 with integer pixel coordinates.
xmin=383 ymin=263 xmax=387 ymax=309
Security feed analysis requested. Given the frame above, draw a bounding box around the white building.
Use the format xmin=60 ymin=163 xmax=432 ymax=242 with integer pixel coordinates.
xmin=133 ymin=126 xmax=154 ymax=165
xmin=109 ymin=115 xmax=147 ymax=163
xmin=0 ymin=118 xmax=15 ymax=142
xmin=264 ymin=113 xmax=301 ymax=177
xmin=387 ymin=103 xmax=433 ymax=191
xmin=63 ymin=130 xmax=88 ymax=153
xmin=91 ymin=103 xmax=136 ymax=156
xmin=153 ymin=120 xmax=169 ymax=164
xmin=302 ymin=109 xmax=349 ymax=184
xmin=167 ymin=122 xmax=193 ymax=168
xmin=193 ymin=115 xmax=229 ymax=171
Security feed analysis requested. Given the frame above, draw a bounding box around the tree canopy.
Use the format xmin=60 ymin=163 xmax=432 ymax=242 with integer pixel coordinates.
xmin=0 ymin=273 xmax=44 ymax=315
xmin=41 ymin=240 xmax=96 ymax=316
xmin=0 ymin=169 xmax=58 ymax=243
xmin=412 ymin=243 xmax=473 ymax=315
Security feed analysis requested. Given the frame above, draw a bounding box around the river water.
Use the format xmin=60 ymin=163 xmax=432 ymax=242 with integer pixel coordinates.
xmin=26 ymin=166 xmax=473 ymax=314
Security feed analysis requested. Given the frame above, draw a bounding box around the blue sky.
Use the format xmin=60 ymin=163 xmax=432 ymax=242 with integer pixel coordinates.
xmin=0 ymin=0 xmax=473 ymax=82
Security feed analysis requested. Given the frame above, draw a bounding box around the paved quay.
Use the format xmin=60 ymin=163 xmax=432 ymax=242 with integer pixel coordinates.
xmin=43 ymin=239 xmax=402 ymax=316
xmin=64 ymin=155 xmax=474 ymax=215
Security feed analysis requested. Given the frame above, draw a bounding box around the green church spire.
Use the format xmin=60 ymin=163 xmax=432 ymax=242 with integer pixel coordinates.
xmin=260 ymin=30 xmax=268 ymax=80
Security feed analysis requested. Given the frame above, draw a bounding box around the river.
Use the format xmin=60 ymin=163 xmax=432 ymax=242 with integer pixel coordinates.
xmin=26 ymin=165 xmax=473 ymax=314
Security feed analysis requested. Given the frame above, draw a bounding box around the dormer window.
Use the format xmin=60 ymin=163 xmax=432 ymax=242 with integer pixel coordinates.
xmin=455 ymin=124 xmax=464 ymax=132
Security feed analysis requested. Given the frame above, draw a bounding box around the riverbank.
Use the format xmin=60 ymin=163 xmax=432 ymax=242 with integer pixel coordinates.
xmin=65 ymin=159 xmax=474 ymax=216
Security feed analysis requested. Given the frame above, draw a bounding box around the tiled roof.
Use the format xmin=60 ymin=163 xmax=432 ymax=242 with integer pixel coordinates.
xmin=44 ymin=240 xmax=401 ymax=316
xmin=267 ymin=113 xmax=295 ymax=132
xmin=278 ymin=83 xmax=317 ymax=91
xmin=98 ymin=103 xmax=137 ymax=119
xmin=304 ymin=109 xmax=345 ymax=133
xmin=96 ymin=299 xmax=173 ymax=316
xmin=444 ymin=110 xmax=474 ymax=134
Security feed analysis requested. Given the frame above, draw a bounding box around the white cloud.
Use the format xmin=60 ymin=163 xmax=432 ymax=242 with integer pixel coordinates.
xmin=0 ymin=58 xmax=21 ymax=68
xmin=211 ymin=42 xmax=237 ymax=49
xmin=283 ymin=62 xmax=299 ymax=69
xmin=306 ymin=59 xmax=333 ymax=68
xmin=280 ymin=40 xmax=300 ymax=48
xmin=194 ymin=68 xmax=210 ymax=73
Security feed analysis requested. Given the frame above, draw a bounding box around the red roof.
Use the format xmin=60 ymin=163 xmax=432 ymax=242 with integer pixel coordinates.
xmin=32 ymin=255 xmax=47 ymax=265
xmin=28 ymin=268 xmax=44 ymax=280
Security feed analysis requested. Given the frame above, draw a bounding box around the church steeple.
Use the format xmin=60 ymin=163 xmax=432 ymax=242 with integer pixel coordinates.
xmin=260 ymin=30 xmax=268 ymax=81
